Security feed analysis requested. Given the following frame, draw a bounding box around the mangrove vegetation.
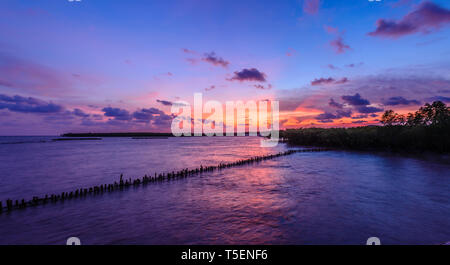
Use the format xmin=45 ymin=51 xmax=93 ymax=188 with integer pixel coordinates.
xmin=282 ymin=101 xmax=450 ymax=153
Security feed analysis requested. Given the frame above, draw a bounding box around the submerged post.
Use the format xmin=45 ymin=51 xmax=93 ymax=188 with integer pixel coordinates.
xmin=1 ymin=149 xmax=328 ymax=214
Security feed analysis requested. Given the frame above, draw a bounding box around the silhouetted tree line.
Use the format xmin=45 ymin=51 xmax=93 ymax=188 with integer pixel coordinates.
xmin=282 ymin=101 xmax=450 ymax=153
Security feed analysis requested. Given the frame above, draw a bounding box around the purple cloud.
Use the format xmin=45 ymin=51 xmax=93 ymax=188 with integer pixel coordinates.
xmin=229 ymin=68 xmax=267 ymax=82
xmin=132 ymin=107 xmax=175 ymax=126
xmin=311 ymin=77 xmax=334 ymax=86
xmin=369 ymin=2 xmax=450 ymax=38
xmin=328 ymin=98 xmax=344 ymax=108
xmin=311 ymin=77 xmax=349 ymax=86
xmin=335 ymin=77 xmax=349 ymax=84
xmin=202 ymin=52 xmax=229 ymax=68
xmin=426 ymin=96 xmax=450 ymax=102
xmin=383 ymin=96 xmax=421 ymax=106
xmin=341 ymin=93 xmax=370 ymax=106
xmin=0 ymin=94 xmax=63 ymax=113
xmin=336 ymin=109 xmax=352 ymax=118
xmin=315 ymin=112 xmax=338 ymax=123
xmin=351 ymin=114 xmax=369 ymax=120
xmin=254 ymin=84 xmax=272 ymax=90
xmin=346 ymin=62 xmax=363 ymax=68
xmin=352 ymin=120 xmax=366 ymax=124
xmin=156 ymin=99 xmax=173 ymax=106
xmin=72 ymin=108 xmax=90 ymax=118
xmin=356 ymin=105 xmax=384 ymax=114
xmin=390 ymin=0 xmax=414 ymax=8
xmin=102 ymin=107 xmax=132 ymax=121
xmin=327 ymin=64 xmax=338 ymax=70
xmin=133 ymin=108 xmax=162 ymax=122
xmin=315 ymin=108 xmax=352 ymax=123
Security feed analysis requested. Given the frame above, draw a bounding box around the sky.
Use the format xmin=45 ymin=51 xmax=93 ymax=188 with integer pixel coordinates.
xmin=0 ymin=0 xmax=449 ymax=135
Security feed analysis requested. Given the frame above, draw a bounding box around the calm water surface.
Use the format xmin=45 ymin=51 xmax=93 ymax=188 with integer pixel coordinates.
xmin=0 ymin=136 xmax=449 ymax=244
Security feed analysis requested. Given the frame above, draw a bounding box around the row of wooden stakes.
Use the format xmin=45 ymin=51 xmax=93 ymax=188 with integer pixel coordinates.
xmin=0 ymin=148 xmax=330 ymax=213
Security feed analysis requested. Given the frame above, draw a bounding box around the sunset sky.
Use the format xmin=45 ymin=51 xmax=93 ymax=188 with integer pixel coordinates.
xmin=1 ymin=0 xmax=449 ymax=135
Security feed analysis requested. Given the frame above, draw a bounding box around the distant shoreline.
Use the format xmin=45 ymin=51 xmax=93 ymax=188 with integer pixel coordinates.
xmin=52 ymin=138 xmax=102 ymax=141
xmin=61 ymin=132 xmax=174 ymax=137
xmin=61 ymin=132 xmax=268 ymax=137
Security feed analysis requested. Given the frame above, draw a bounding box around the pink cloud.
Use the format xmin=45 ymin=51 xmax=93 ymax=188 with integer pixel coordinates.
xmin=330 ymin=36 xmax=351 ymax=54
xmin=186 ymin=58 xmax=199 ymax=65
xmin=182 ymin=48 xmax=197 ymax=54
xmin=0 ymin=53 xmax=72 ymax=95
xmin=205 ymin=85 xmax=216 ymax=91
xmin=303 ymin=0 xmax=320 ymax=15
xmin=286 ymin=48 xmax=297 ymax=57
xmin=324 ymin=25 xmax=338 ymax=34
xmin=324 ymin=26 xmax=351 ymax=54
xmin=0 ymin=53 xmax=103 ymax=97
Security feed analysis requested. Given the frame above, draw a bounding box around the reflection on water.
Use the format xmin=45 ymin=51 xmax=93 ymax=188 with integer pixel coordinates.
xmin=0 ymin=136 xmax=448 ymax=244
